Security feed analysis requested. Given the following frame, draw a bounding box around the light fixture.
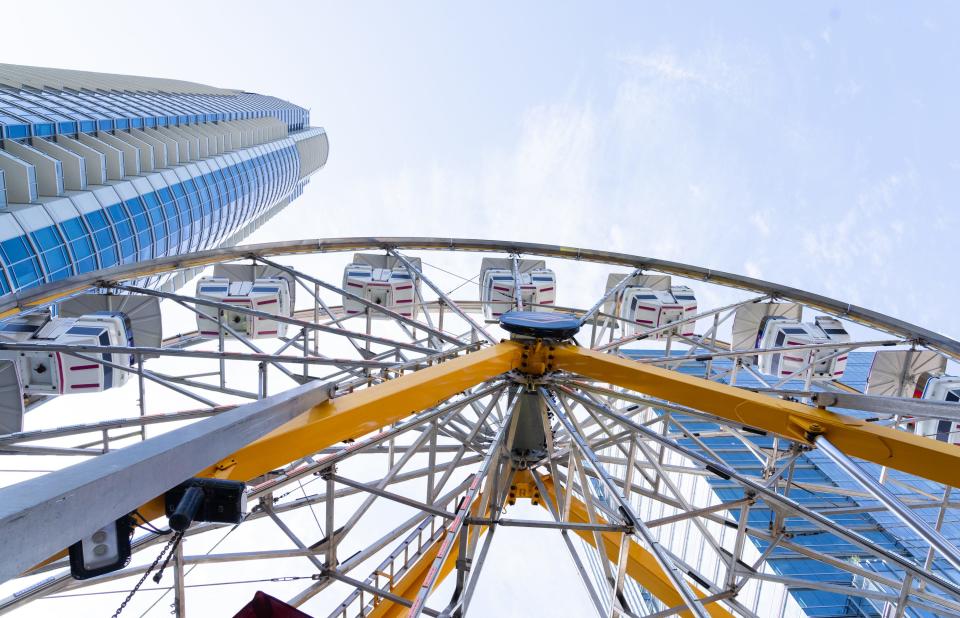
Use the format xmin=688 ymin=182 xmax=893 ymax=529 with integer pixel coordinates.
xmin=68 ymin=516 xmax=133 ymax=580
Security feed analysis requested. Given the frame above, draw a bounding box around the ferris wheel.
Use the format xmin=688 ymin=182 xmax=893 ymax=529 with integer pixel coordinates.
xmin=0 ymin=237 xmax=958 ymax=618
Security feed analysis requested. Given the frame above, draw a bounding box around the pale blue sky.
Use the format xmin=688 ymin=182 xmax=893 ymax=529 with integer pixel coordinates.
xmin=268 ymin=2 xmax=958 ymax=338
xmin=7 ymin=1 xmax=958 ymax=337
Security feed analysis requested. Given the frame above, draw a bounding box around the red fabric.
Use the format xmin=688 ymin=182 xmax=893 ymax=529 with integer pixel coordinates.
xmin=233 ymin=591 xmax=314 ymax=618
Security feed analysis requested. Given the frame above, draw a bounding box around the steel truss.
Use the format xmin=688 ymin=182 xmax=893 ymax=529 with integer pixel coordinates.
xmin=0 ymin=238 xmax=957 ymax=618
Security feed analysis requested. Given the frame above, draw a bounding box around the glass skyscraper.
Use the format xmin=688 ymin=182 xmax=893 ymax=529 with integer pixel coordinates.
xmin=0 ymin=63 xmax=328 ymax=294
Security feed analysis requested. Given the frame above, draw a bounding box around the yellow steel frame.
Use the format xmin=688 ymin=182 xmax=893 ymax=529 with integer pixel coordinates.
xmin=37 ymin=338 xmax=960 ymax=606
xmin=135 ymin=341 xmax=521 ymax=520
xmin=364 ymin=531 xmax=461 ymax=618
xmin=34 ymin=341 xmax=520 ymax=571
xmin=551 ymin=344 xmax=960 ymax=488
xmin=364 ymin=493 xmax=494 ymax=618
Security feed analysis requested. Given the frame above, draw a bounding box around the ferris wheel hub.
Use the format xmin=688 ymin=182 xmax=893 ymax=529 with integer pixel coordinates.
xmin=498 ymin=311 xmax=581 ymax=341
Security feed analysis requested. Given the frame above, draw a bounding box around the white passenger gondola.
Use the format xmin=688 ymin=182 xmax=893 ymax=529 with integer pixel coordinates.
xmin=917 ymin=375 xmax=960 ymax=403
xmin=866 ymin=350 xmax=960 ymax=444
xmin=195 ymin=264 xmax=294 ymax=339
xmin=342 ymin=254 xmax=421 ymax=319
xmin=865 ymin=350 xmax=948 ymax=397
xmin=0 ymin=313 xmax=133 ymax=395
xmin=0 ymin=295 xmax=160 ymax=400
xmin=605 ymin=274 xmax=697 ymax=338
xmin=731 ymin=303 xmax=850 ymax=380
xmin=479 ymin=258 xmax=555 ymax=321
xmin=912 ymin=374 xmax=960 ymax=444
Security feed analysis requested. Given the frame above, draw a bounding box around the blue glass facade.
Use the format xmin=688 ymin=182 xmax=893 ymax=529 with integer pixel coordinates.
xmin=623 ymin=350 xmax=960 ymax=617
xmin=0 ymin=65 xmax=328 ymax=295
xmin=0 ymin=139 xmax=305 ymax=294
xmin=0 ymin=89 xmax=308 ymax=141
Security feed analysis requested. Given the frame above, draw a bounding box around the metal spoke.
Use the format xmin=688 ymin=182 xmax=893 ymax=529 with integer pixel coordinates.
xmin=815 ymin=435 xmax=960 ymax=572
xmin=596 ymin=295 xmax=768 ymax=352
xmin=407 ymin=397 xmax=514 ymax=617
xmin=580 ymin=268 xmax=642 ymax=327
xmin=576 ymin=388 xmax=960 ymax=599
xmin=542 ymin=387 xmax=711 ymax=618
xmin=255 ymin=254 xmax=461 ymax=347
xmin=111 ymin=282 xmax=439 ymax=355
xmin=388 ymin=249 xmax=496 ymax=343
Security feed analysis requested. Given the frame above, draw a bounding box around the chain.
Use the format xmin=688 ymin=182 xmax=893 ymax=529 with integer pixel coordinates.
xmin=152 ymin=532 xmax=184 ymax=585
xmin=110 ymin=532 xmax=183 ymax=618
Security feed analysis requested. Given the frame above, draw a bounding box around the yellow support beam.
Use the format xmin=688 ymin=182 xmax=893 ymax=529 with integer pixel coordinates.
xmin=537 ymin=475 xmax=734 ymax=618
xmin=551 ymin=344 xmax=960 ymax=488
xmin=366 ymin=509 xmax=496 ymax=618
xmin=31 ymin=343 xmax=520 ymax=574
xmin=133 ymin=341 xmax=522 ymax=521
xmin=365 ymin=532 xmax=460 ymax=618
xmin=366 ymin=483 xmax=497 ymax=617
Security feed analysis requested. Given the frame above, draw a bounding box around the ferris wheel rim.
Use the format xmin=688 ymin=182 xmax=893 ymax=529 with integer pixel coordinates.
xmin=1 ymin=236 xmax=956 ymax=362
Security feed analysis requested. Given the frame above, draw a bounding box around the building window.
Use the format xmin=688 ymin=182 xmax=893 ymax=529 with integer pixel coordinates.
xmin=139 ymin=192 xmax=167 ymax=258
xmin=169 ymin=183 xmax=198 ymax=252
xmin=156 ymin=188 xmax=184 ymax=253
xmin=124 ymin=198 xmax=154 ymax=261
xmin=105 ymin=203 xmax=137 ymax=264
xmin=59 ymin=217 xmax=98 ymax=273
xmin=82 ymin=209 xmax=119 ymax=269
xmin=30 ymin=225 xmax=72 ymax=282
xmin=0 ymin=235 xmax=42 ymax=289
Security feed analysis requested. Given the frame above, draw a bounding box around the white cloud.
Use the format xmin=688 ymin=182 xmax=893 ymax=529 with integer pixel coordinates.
xmin=835 ymin=80 xmax=863 ymax=100
xmin=744 ymin=260 xmax=764 ymax=278
xmin=616 ymin=51 xmax=708 ymax=85
xmin=613 ymin=47 xmax=754 ymax=101
xmin=749 ymin=211 xmax=772 ymax=238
